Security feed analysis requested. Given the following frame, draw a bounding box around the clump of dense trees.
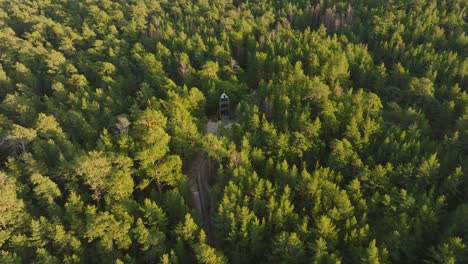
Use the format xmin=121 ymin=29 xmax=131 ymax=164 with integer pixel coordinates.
xmin=0 ymin=0 xmax=466 ymax=263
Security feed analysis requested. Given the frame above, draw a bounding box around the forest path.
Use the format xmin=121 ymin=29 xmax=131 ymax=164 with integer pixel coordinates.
xmin=186 ymin=118 xmax=225 ymax=246
xmin=187 ymin=152 xmax=213 ymax=240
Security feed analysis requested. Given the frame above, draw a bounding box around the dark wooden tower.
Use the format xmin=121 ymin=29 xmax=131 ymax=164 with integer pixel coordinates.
xmin=219 ymin=93 xmax=230 ymax=119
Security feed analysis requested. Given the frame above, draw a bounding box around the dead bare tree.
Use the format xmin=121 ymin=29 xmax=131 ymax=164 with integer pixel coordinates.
xmin=115 ymin=116 xmax=131 ymax=136
xmin=230 ymin=151 xmax=241 ymax=168
xmin=178 ymin=60 xmax=189 ymax=79
xmin=2 ymin=125 xmax=37 ymax=155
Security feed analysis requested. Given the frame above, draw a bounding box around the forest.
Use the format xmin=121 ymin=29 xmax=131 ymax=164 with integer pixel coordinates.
xmin=0 ymin=0 xmax=467 ymax=263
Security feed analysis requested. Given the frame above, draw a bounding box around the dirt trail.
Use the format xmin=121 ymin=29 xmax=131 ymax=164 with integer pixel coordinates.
xmin=185 ymin=119 xmax=221 ymax=244
xmin=206 ymin=120 xmax=220 ymax=134
xmin=187 ymin=153 xmax=213 ymax=237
